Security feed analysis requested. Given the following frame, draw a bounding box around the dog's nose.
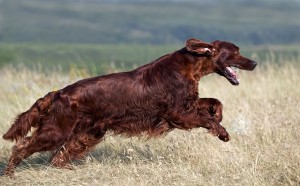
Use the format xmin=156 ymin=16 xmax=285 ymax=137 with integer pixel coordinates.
xmin=251 ymin=61 xmax=257 ymax=70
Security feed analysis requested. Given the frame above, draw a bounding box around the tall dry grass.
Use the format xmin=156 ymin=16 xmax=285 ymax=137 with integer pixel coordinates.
xmin=0 ymin=62 xmax=299 ymax=185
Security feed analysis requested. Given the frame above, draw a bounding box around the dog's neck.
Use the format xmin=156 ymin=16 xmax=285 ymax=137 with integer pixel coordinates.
xmin=174 ymin=49 xmax=216 ymax=82
xmin=196 ymin=58 xmax=216 ymax=79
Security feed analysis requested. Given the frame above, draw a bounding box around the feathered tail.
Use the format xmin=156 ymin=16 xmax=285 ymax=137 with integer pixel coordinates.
xmin=3 ymin=91 xmax=56 ymax=141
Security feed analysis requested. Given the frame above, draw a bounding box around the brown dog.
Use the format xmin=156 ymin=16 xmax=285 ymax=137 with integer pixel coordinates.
xmin=2 ymin=38 xmax=256 ymax=175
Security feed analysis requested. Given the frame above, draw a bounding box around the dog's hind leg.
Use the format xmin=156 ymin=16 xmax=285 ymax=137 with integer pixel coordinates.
xmin=50 ymin=126 xmax=106 ymax=168
xmin=4 ymin=137 xmax=32 ymax=176
xmin=4 ymin=129 xmax=64 ymax=176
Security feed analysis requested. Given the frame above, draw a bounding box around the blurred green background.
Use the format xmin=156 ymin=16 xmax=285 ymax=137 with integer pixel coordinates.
xmin=0 ymin=0 xmax=299 ymax=74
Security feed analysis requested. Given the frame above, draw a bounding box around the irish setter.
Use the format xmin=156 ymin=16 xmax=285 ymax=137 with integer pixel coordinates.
xmin=3 ymin=38 xmax=256 ymax=175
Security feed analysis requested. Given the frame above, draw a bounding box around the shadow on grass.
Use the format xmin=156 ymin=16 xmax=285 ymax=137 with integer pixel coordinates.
xmin=0 ymin=153 xmax=50 ymax=176
xmin=0 ymin=141 xmax=160 ymax=176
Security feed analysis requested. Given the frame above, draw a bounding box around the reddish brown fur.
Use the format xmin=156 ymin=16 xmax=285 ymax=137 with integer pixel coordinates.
xmin=2 ymin=38 xmax=256 ymax=175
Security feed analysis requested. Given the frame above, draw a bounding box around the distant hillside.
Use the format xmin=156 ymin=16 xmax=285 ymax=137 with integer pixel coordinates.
xmin=0 ymin=0 xmax=300 ymax=45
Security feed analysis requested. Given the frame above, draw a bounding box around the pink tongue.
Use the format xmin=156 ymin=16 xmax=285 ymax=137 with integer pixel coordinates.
xmin=226 ymin=67 xmax=236 ymax=77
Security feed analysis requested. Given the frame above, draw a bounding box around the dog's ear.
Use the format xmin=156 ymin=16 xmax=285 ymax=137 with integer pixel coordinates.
xmin=185 ymin=38 xmax=213 ymax=55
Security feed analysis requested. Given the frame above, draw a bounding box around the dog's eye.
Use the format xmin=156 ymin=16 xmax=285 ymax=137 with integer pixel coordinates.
xmin=234 ymin=51 xmax=239 ymax=55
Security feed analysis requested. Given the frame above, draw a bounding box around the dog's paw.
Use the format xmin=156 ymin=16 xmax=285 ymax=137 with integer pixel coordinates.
xmin=218 ymin=132 xmax=231 ymax=142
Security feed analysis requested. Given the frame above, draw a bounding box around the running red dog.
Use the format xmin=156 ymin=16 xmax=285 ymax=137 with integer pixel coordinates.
xmin=3 ymin=38 xmax=256 ymax=175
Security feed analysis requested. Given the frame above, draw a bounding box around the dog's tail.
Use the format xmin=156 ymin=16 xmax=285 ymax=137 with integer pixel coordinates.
xmin=3 ymin=91 xmax=57 ymax=141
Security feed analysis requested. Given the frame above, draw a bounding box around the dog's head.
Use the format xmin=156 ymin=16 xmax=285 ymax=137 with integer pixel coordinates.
xmin=185 ymin=38 xmax=257 ymax=85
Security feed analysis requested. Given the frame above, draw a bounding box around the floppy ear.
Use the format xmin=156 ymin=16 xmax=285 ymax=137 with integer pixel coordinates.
xmin=185 ymin=38 xmax=213 ymax=55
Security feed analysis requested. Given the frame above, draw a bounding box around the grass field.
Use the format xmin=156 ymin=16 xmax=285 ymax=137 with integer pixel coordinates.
xmin=0 ymin=60 xmax=299 ymax=185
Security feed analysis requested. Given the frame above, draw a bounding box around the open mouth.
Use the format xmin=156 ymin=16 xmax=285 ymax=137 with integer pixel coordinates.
xmin=224 ymin=66 xmax=239 ymax=85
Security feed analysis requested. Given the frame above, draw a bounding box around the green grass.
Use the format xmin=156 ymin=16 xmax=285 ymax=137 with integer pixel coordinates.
xmin=0 ymin=44 xmax=179 ymax=74
xmin=0 ymin=43 xmax=299 ymax=75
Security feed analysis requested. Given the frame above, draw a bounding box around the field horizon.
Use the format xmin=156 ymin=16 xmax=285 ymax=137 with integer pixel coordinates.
xmin=0 ymin=60 xmax=299 ymax=185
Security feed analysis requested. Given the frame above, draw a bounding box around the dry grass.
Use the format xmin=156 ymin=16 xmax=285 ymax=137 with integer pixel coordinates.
xmin=0 ymin=63 xmax=299 ymax=185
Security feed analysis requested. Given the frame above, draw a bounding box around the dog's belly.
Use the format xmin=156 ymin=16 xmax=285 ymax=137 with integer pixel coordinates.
xmin=105 ymin=115 xmax=173 ymax=137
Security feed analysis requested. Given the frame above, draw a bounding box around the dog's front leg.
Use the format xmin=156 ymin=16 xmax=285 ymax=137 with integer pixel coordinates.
xmin=195 ymin=98 xmax=230 ymax=142
xmin=167 ymin=105 xmax=230 ymax=142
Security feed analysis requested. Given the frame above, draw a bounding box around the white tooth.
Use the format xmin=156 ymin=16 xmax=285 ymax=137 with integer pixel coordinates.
xmin=226 ymin=67 xmax=233 ymax=73
xmin=226 ymin=67 xmax=237 ymax=76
